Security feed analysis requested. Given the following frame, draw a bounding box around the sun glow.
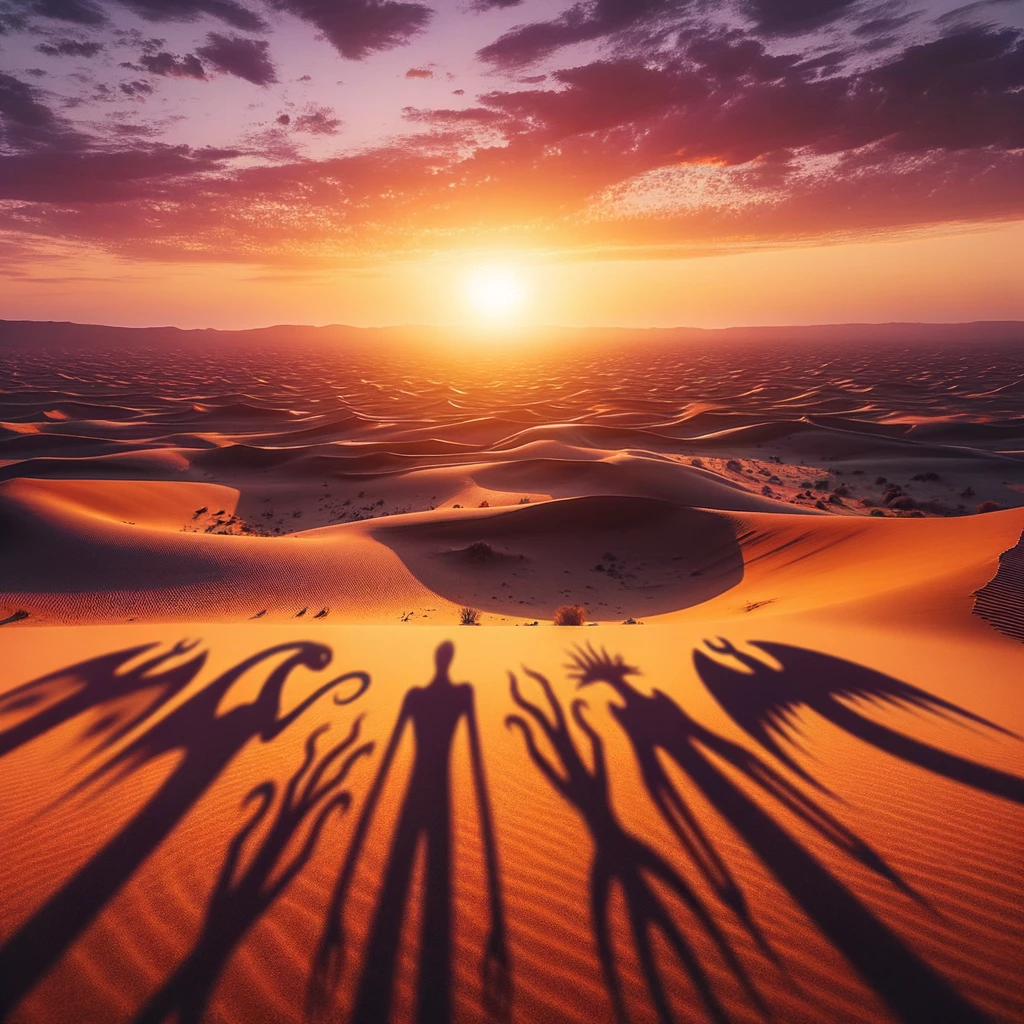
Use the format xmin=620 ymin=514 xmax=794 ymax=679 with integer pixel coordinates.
xmin=463 ymin=266 xmax=527 ymax=321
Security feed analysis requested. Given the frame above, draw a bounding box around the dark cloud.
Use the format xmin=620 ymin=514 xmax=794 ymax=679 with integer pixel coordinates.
xmin=139 ymin=50 xmax=206 ymax=78
xmin=477 ymin=0 xmax=672 ymax=68
xmin=405 ymin=66 xmax=433 ymax=78
xmin=30 ymin=0 xmax=107 ymax=25
xmin=35 ymin=38 xmax=104 ymax=55
xmin=5 ymin=0 xmax=265 ymax=29
xmin=0 ymin=144 xmax=238 ymax=201
xmin=270 ymin=0 xmax=432 ymax=60
xmin=195 ymin=32 xmax=276 ymax=84
xmin=120 ymin=79 xmax=154 ymax=95
xmin=743 ymin=0 xmax=856 ymax=36
xmin=0 ymin=72 xmax=56 ymax=129
xmin=293 ymin=103 xmax=342 ymax=133
xmin=117 ymin=0 xmax=265 ymax=30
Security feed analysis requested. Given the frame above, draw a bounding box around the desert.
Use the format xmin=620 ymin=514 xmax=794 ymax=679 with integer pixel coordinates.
xmin=1 ymin=321 xmax=1022 ymax=1024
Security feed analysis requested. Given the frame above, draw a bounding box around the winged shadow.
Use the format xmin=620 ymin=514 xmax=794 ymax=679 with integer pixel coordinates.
xmin=693 ymin=638 xmax=1024 ymax=803
xmin=569 ymin=644 xmax=992 ymax=1024
xmin=0 ymin=639 xmax=206 ymax=759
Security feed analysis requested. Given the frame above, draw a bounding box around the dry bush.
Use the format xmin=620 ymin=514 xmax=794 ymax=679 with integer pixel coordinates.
xmin=554 ymin=604 xmax=586 ymax=626
xmin=976 ymin=501 xmax=1003 ymax=514
xmin=467 ymin=541 xmax=496 ymax=562
xmin=459 ymin=606 xmax=481 ymax=625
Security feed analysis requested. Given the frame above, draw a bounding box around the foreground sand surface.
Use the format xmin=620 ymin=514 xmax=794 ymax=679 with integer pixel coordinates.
xmin=1 ymin=334 xmax=1023 ymax=1024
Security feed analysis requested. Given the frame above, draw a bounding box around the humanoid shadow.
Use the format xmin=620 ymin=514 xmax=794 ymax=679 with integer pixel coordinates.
xmin=569 ymin=643 xmax=992 ymax=1024
xmin=507 ymin=666 xmax=765 ymax=1024
xmin=309 ymin=641 xmax=510 ymax=1024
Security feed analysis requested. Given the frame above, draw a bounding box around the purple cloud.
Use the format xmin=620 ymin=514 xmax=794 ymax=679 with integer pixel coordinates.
xmin=195 ymin=32 xmax=276 ymax=85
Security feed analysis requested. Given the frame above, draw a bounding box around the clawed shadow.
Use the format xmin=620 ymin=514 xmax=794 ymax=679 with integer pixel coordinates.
xmin=0 ymin=639 xmax=206 ymax=759
xmin=568 ymin=643 xmax=993 ymax=1024
xmin=133 ymin=719 xmax=374 ymax=1024
xmin=309 ymin=640 xmax=510 ymax=1024
xmin=0 ymin=640 xmax=369 ymax=1021
xmin=693 ymin=638 xmax=1024 ymax=804
xmin=507 ymin=666 xmax=766 ymax=1024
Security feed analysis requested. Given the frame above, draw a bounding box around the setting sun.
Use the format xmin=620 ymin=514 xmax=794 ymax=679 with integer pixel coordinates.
xmin=463 ymin=266 xmax=527 ymax=321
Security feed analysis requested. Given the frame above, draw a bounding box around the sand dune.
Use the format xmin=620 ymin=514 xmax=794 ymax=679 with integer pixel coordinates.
xmin=1 ymin=328 xmax=1022 ymax=1024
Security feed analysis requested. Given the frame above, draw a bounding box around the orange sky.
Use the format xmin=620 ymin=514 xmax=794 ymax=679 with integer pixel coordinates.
xmin=5 ymin=221 xmax=1022 ymax=329
xmin=1 ymin=0 xmax=1022 ymax=327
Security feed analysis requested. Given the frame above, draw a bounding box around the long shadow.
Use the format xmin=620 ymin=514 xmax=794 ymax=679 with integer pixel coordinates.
xmin=693 ymin=638 xmax=1024 ymax=803
xmin=0 ymin=641 xmax=369 ymax=1020
xmin=133 ymin=719 xmax=374 ymax=1024
xmin=507 ymin=667 xmax=765 ymax=1024
xmin=569 ymin=645 xmax=992 ymax=1024
xmin=309 ymin=641 xmax=510 ymax=1024
xmin=0 ymin=639 xmax=207 ymax=758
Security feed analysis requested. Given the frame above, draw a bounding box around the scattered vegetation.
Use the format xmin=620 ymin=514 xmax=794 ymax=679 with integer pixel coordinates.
xmin=977 ymin=501 xmax=1003 ymax=514
xmin=912 ymin=472 xmax=941 ymax=482
xmin=725 ymin=459 xmax=742 ymax=472
xmin=690 ymin=457 xmax=704 ymax=468
xmin=623 ymin=617 xmax=642 ymax=625
xmin=467 ymin=541 xmax=496 ymax=562
xmin=554 ymin=604 xmax=586 ymax=626
xmin=518 ymin=496 xmax=531 ymax=503
xmin=869 ymin=508 xmax=886 ymax=517
xmin=460 ymin=606 xmax=481 ymax=625
xmin=478 ymin=500 xmax=490 ymax=508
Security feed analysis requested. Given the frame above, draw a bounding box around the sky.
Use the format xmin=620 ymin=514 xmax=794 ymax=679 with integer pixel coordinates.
xmin=1 ymin=0 xmax=1022 ymax=328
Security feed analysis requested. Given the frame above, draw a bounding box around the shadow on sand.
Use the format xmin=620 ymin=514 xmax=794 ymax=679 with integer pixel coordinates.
xmin=132 ymin=719 xmax=374 ymax=1024
xmin=560 ymin=643 xmax=995 ymax=1024
xmin=693 ymin=638 xmax=1024 ymax=804
xmin=507 ymin=666 xmax=766 ymax=1024
xmin=0 ymin=639 xmax=207 ymax=758
xmin=309 ymin=640 xmax=510 ymax=1024
xmin=0 ymin=640 xmax=369 ymax=1021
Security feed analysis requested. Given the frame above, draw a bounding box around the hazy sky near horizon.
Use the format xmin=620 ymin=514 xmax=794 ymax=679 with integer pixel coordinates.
xmin=1 ymin=0 xmax=1022 ymax=327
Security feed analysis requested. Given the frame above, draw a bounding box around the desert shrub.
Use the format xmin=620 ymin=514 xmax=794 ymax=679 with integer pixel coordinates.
xmin=799 ymin=480 xmax=813 ymax=489
xmin=478 ymin=500 xmax=490 ymax=508
xmin=725 ymin=459 xmax=743 ymax=472
xmin=814 ymin=499 xmax=828 ymax=510
xmin=912 ymin=472 xmax=941 ymax=482
xmin=828 ymin=493 xmax=844 ymax=505
xmin=861 ymin=497 xmax=876 ymax=507
xmin=690 ymin=458 xmax=704 ymax=468
xmin=888 ymin=495 xmax=917 ymax=511
xmin=761 ymin=485 xmax=774 ymax=496
xmin=467 ymin=541 xmax=495 ymax=562
xmin=554 ymin=604 xmax=586 ymax=626
xmin=831 ymin=484 xmax=850 ymax=497
xmin=976 ymin=501 xmax=1003 ymax=514
xmin=960 ymin=486 xmax=975 ymax=498
xmin=882 ymin=485 xmax=904 ymax=505
xmin=459 ymin=606 xmax=480 ymax=625
xmin=875 ymin=476 xmax=887 ymax=485
xmin=813 ymin=478 xmax=830 ymax=490
xmin=869 ymin=508 xmax=886 ymax=517
xmin=518 ymin=496 xmax=531 ymax=503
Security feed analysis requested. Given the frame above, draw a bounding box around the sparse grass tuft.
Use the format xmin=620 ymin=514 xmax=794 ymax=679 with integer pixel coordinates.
xmin=554 ymin=604 xmax=586 ymax=626
xmin=460 ymin=606 xmax=481 ymax=625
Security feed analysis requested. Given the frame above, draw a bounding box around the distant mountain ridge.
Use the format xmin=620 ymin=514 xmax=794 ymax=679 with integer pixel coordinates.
xmin=1 ymin=318 xmax=1021 ymax=350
